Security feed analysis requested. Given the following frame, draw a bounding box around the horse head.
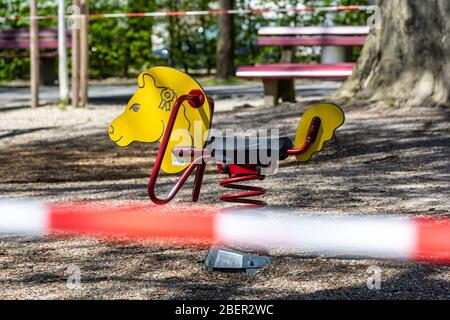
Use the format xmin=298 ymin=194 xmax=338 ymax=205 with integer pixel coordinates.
xmin=109 ymin=67 xmax=212 ymax=174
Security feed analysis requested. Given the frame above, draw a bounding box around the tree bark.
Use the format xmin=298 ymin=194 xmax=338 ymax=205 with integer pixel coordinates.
xmin=216 ymin=0 xmax=235 ymax=80
xmin=335 ymin=0 xmax=450 ymax=108
xmin=71 ymin=0 xmax=81 ymax=108
xmin=79 ymin=0 xmax=89 ymax=107
xmin=58 ymin=0 xmax=70 ymax=105
xmin=168 ymin=0 xmax=178 ymax=68
xmin=30 ymin=0 xmax=40 ymax=108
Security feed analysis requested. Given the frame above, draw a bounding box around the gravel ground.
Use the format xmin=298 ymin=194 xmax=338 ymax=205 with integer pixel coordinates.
xmin=0 ymin=96 xmax=449 ymax=299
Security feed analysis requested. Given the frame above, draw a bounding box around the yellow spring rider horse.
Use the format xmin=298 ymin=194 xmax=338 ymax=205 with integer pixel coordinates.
xmin=109 ymin=66 xmax=344 ymax=273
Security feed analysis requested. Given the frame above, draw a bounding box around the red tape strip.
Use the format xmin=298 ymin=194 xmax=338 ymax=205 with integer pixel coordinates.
xmin=49 ymin=203 xmax=216 ymax=244
xmin=414 ymin=218 xmax=450 ymax=264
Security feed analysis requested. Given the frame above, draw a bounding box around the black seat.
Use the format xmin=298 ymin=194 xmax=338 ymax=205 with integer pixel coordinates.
xmin=205 ymin=135 xmax=293 ymax=165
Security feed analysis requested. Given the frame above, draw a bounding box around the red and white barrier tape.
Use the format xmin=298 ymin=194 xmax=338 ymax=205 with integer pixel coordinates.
xmin=0 ymin=6 xmax=371 ymax=22
xmin=1 ymin=200 xmax=448 ymax=264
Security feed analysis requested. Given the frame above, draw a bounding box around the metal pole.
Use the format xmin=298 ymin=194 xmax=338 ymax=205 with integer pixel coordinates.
xmin=79 ymin=0 xmax=89 ymax=107
xmin=71 ymin=0 xmax=80 ymax=108
xmin=58 ymin=0 xmax=69 ymax=105
xmin=30 ymin=0 xmax=40 ymax=108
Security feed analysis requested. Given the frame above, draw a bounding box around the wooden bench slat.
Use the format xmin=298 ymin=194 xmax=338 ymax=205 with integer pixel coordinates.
xmin=0 ymin=28 xmax=62 ymax=38
xmin=0 ymin=51 xmax=58 ymax=59
xmin=258 ymin=26 xmax=370 ymax=36
xmin=236 ymin=63 xmax=356 ymax=79
xmin=257 ymin=36 xmax=366 ymax=47
xmin=0 ymin=29 xmax=72 ymax=54
xmin=252 ymin=63 xmax=355 ymax=68
xmin=0 ymin=39 xmax=72 ymax=50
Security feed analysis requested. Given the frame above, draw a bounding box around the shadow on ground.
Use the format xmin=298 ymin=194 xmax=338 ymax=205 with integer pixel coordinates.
xmin=0 ymin=101 xmax=449 ymax=299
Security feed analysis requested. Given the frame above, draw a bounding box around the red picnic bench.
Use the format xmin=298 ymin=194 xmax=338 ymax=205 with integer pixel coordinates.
xmin=237 ymin=26 xmax=370 ymax=106
xmin=0 ymin=28 xmax=72 ymax=85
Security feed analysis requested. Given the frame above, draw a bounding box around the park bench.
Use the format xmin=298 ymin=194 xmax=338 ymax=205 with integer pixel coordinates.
xmin=237 ymin=26 xmax=369 ymax=106
xmin=0 ymin=28 xmax=72 ymax=85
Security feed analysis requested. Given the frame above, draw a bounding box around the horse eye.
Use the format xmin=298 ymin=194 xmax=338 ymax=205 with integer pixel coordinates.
xmin=130 ymin=104 xmax=140 ymax=112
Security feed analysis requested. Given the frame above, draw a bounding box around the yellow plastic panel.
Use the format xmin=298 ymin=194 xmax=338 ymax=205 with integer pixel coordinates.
xmin=109 ymin=67 xmax=212 ymax=174
xmin=294 ymin=103 xmax=345 ymax=162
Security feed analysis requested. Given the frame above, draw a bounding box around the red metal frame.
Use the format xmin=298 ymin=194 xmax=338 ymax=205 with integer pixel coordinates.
xmin=286 ymin=116 xmax=321 ymax=156
xmin=219 ymin=165 xmax=267 ymax=207
xmin=148 ymin=93 xmax=321 ymax=207
xmin=147 ymin=90 xmax=213 ymax=205
xmin=216 ymin=117 xmax=321 ymax=207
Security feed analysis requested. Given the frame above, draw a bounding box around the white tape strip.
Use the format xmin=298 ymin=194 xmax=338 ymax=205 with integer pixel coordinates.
xmin=216 ymin=213 xmax=416 ymax=259
xmin=0 ymin=200 xmax=48 ymax=235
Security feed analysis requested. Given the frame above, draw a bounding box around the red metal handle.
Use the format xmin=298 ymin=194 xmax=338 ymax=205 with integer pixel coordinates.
xmin=148 ymin=90 xmax=212 ymax=205
xmin=286 ymin=117 xmax=321 ymax=156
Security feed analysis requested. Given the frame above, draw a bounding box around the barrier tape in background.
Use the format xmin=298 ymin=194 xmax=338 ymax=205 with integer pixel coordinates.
xmin=0 ymin=5 xmax=371 ymax=22
xmin=0 ymin=200 xmax=449 ymax=265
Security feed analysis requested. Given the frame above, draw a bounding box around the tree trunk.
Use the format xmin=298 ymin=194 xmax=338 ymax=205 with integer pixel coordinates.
xmin=71 ymin=0 xmax=81 ymax=108
xmin=216 ymin=0 xmax=235 ymax=80
xmin=335 ymin=0 xmax=450 ymax=108
xmin=79 ymin=0 xmax=89 ymax=107
xmin=30 ymin=0 xmax=40 ymax=108
xmin=168 ymin=0 xmax=178 ymax=68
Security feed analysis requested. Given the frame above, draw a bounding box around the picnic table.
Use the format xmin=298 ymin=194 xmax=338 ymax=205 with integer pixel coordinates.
xmin=237 ymin=26 xmax=370 ymax=106
xmin=0 ymin=29 xmax=72 ymax=85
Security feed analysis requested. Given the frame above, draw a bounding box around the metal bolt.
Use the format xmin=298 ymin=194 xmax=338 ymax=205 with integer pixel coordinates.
xmin=221 ymin=164 xmax=229 ymax=174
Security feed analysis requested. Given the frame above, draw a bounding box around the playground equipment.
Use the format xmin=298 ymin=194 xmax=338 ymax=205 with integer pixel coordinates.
xmin=109 ymin=66 xmax=345 ymax=273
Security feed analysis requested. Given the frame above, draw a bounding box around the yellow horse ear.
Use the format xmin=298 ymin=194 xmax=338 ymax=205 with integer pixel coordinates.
xmin=294 ymin=103 xmax=345 ymax=163
xmin=137 ymin=72 xmax=159 ymax=89
xmin=137 ymin=72 xmax=146 ymax=88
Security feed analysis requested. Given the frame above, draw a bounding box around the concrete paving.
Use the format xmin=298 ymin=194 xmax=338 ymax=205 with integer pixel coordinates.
xmin=0 ymin=81 xmax=342 ymax=109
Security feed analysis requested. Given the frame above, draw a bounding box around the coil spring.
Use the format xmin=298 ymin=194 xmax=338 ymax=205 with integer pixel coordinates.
xmin=220 ymin=174 xmax=267 ymax=207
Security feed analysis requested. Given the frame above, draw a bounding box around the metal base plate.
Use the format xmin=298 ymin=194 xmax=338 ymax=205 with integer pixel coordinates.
xmin=204 ymin=246 xmax=271 ymax=275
